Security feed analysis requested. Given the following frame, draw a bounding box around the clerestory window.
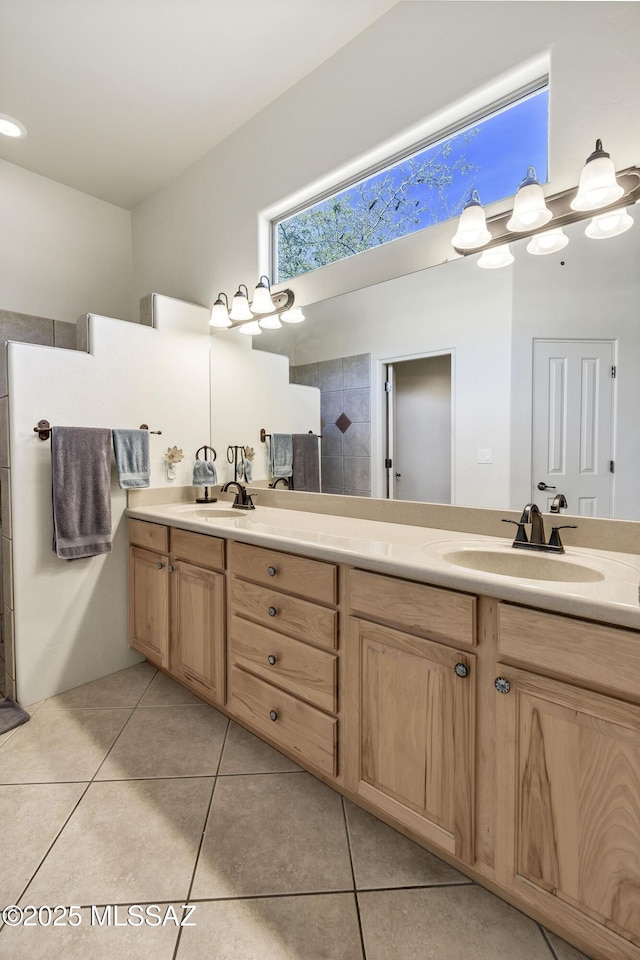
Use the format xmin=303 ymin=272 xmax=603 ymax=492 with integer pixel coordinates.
xmin=273 ymin=82 xmax=549 ymax=282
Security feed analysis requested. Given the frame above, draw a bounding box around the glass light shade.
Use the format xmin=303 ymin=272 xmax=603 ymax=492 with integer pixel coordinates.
xmin=238 ymin=320 xmax=262 ymax=335
xmin=526 ymin=227 xmax=569 ymax=256
xmin=280 ymin=306 xmax=305 ymax=324
xmin=250 ymin=277 xmax=275 ymax=314
xmin=0 ymin=114 xmax=27 ymax=138
xmin=451 ymin=191 xmax=492 ymax=249
xmin=209 ymin=295 xmax=231 ymax=327
xmin=477 ymin=243 xmax=514 ymax=270
xmin=506 ymin=167 xmax=552 ymax=232
xmin=229 ymin=285 xmax=253 ymax=321
xmin=585 ymin=209 xmax=633 ymax=240
xmin=258 ymin=314 xmax=283 ymax=329
xmin=570 ymin=140 xmax=624 ymax=211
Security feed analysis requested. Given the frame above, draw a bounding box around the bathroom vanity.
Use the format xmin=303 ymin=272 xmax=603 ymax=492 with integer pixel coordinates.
xmin=127 ymin=500 xmax=640 ymax=960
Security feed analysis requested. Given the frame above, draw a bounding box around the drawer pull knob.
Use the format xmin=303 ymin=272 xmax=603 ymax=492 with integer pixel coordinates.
xmin=267 ymin=566 xmax=278 ymax=577
xmin=267 ymin=654 xmax=278 ymax=665
xmin=157 ymin=561 xmax=165 ymax=569
xmin=269 ymin=709 xmax=278 ymax=721
xmin=454 ymin=662 xmax=469 ymax=678
xmin=268 ymin=606 xmax=278 ymax=617
xmin=495 ymin=677 xmax=511 ymax=695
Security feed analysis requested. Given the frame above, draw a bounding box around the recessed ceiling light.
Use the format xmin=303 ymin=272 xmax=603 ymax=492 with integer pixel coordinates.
xmin=0 ymin=114 xmax=28 ymax=138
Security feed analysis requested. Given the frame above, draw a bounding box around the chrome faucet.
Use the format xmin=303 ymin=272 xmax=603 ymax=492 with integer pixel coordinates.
xmin=502 ymin=501 xmax=577 ymax=554
xmin=221 ymin=481 xmax=256 ymax=510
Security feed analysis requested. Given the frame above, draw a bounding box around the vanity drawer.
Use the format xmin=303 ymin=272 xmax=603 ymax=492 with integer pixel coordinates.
xmin=348 ymin=568 xmax=476 ymax=647
xmin=128 ymin=519 xmax=168 ymax=554
xmin=230 ymin=615 xmax=337 ymax=713
xmin=170 ymin=528 xmax=225 ymax=571
xmin=229 ymin=541 xmax=337 ymax=605
xmin=498 ymin=603 xmax=640 ymax=700
xmin=230 ymin=578 xmax=337 ymax=650
xmin=228 ymin=665 xmax=337 ymax=778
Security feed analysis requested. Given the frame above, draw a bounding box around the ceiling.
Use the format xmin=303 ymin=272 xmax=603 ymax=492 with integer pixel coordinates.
xmin=0 ymin=0 xmax=399 ymax=209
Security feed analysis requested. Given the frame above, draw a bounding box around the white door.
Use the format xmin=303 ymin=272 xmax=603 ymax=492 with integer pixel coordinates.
xmin=385 ymin=364 xmax=396 ymax=499
xmin=532 ymin=340 xmax=614 ymax=517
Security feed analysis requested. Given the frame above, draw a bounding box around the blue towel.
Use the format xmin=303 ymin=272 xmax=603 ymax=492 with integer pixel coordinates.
xmin=193 ymin=460 xmax=217 ymax=486
xmin=243 ymin=458 xmax=253 ymax=483
xmin=270 ymin=433 xmax=293 ymax=479
xmin=112 ymin=429 xmax=150 ymax=489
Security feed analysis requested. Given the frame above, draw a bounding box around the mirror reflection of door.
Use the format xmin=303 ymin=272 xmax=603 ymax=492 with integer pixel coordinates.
xmin=385 ymin=354 xmax=452 ymax=503
xmin=532 ymin=339 xmax=614 ymax=517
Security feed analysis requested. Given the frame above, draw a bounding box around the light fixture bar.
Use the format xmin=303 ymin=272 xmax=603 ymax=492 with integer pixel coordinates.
xmin=452 ymin=166 xmax=640 ymax=256
xmin=227 ymin=288 xmax=296 ymax=331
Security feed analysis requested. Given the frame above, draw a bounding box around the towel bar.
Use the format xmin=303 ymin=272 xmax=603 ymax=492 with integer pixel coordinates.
xmin=34 ymin=420 xmax=162 ymax=440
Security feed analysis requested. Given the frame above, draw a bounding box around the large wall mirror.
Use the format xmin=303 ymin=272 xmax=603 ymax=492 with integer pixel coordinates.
xmin=256 ymin=204 xmax=640 ymax=521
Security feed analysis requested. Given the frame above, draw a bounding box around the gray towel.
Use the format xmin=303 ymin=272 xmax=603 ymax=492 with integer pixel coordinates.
xmin=193 ymin=460 xmax=218 ymax=486
xmin=270 ymin=433 xmax=293 ymax=479
xmin=0 ymin=697 xmax=30 ymax=735
xmin=51 ymin=426 xmax=113 ymax=560
xmin=112 ymin=428 xmax=150 ymax=489
xmin=292 ymin=433 xmax=320 ymax=493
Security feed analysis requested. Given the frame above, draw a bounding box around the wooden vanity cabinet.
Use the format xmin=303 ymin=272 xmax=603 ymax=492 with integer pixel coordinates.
xmin=495 ymin=604 xmax=640 ymax=959
xmin=345 ymin=569 xmax=477 ymax=864
xmin=129 ymin=521 xmax=226 ymax=704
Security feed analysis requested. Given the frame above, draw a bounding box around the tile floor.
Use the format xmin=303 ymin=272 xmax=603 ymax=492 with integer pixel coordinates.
xmin=0 ymin=663 xmax=591 ymax=959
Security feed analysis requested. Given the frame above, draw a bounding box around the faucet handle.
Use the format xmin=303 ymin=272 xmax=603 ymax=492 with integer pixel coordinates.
xmin=502 ymin=519 xmax=529 ymax=544
xmin=548 ymin=524 xmax=578 ymax=551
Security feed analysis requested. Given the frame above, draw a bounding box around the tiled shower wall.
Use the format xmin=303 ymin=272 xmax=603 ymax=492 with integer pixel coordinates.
xmin=291 ymin=353 xmax=371 ymax=496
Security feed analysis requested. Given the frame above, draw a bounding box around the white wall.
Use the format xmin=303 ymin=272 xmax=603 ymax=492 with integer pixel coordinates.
xmin=131 ymin=2 xmax=640 ymax=311
xmin=210 ymin=331 xmax=321 ymax=484
xmin=0 ymin=159 xmax=132 ymax=323
xmin=8 ymin=296 xmax=211 ymax=704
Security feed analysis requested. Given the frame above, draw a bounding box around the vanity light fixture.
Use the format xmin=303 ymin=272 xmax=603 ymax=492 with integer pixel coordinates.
xmin=250 ymin=275 xmax=276 ymax=315
xmin=0 ymin=113 xmax=28 ymax=138
xmin=506 ymin=167 xmax=552 ymax=232
xmin=584 ymin=208 xmax=634 ymax=240
xmin=238 ymin=320 xmax=263 ymax=336
xmin=526 ymin=227 xmax=569 ymax=256
xmin=450 ymin=191 xmax=492 ymax=250
xmin=477 ymin=243 xmax=514 ymax=270
xmin=229 ymin=284 xmax=254 ymax=322
xmin=209 ymin=292 xmax=232 ymax=328
xmin=571 ymin=139 xmax=624 ymax=211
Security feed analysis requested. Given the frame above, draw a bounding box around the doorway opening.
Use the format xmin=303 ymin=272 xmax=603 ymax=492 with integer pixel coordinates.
xmin=385 ymin=353 xmax=452 ymax=502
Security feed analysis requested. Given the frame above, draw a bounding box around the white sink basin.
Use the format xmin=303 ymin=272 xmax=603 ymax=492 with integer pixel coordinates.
xmin=168 ymin=504 xmax=240 ymax=521
xmin=443 ymin=548 xmax=604 ymax=582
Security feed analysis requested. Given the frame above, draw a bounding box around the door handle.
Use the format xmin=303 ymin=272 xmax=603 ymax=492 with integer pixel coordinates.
xmin=537 ymin=481 xmax=556 ymax=491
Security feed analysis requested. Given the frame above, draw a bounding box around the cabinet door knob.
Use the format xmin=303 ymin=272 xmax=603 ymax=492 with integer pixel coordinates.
xmin=495 ymin=677 xmax=511 ymax=694
xmin=268 ymin=606 xmax=278 ymax=617
xmin=267 ymin=566 xmax=278 ymax=577
xmin=267 ymin=654 xmax=278 ymax=665
xmin=269 ymin=709 xmax=278 ymax=721
xmin=157 ymin=561 xmax=165 ymax=569
xmin=168 ymin=564 xmax=174 ymax=573
xmin=454 ymin=662 xmax=469 ymax=678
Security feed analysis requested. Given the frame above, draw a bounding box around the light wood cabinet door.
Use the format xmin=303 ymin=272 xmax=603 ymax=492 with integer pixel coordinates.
xmin=346 ymin=617 xmax=475 ymax=862
xmin=171 ymin=560 xmax=225 ymax=704
xmin=496 ymin=667 xmax=640 ymax=957
xmin=129 ymin=545 xmax=169 ymax=668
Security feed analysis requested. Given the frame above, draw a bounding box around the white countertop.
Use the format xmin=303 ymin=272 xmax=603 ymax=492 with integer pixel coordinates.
xmin=126 ymin=501 xmax=640 ymax=630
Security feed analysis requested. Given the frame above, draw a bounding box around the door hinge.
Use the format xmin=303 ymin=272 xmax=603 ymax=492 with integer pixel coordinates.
xmin=384 ymin=458 xmax=392 ymax=469
xmin=611 ymin=365 xmax=617 ymax=378
xmin=610 ymin=460 xmax=615 ymax=473
xmin=384 ymin=380 xmax=392 ymax=392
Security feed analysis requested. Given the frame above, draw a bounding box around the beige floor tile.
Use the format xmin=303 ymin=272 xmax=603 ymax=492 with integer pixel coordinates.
xmin=138 ymin=671 xmax=205 ymax=706
xmin=192 ymin=772 xmax=353 ymax=898
xmin=0 ymin=707 xmax=131 ymax=782
xmin=95 ymin=705 xmax=228 ymax=779
xmin=23 ymin=777 xmax=213 ymax=905
xmin=40 ymin=662 xmax=156 ymax=709
xmin=0 ymin=782 xmax=87 ymax=905
xmin=218 ymin=721 xmax=301 ymax=776
xmin=0 ymin=904 xmax=181 ymax=959
xmin=176 ymin=894 xmax=363 ymax=960
xmin=344 ymin=799 xmax=470 ymax=889
xmin=358 ymin=885 xmax=553 ymax=960
xmin=545 ymin=930 xmax=592 ymax=960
